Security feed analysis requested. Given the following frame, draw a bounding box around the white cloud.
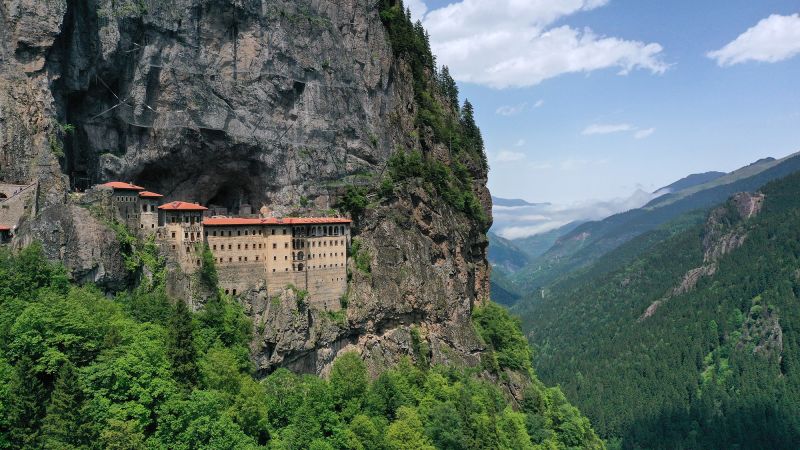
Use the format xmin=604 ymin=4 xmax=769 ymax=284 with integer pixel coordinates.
xmin=405 ymin=0 xmax=428 ymax=22
xmin=500 ymin=222 xmax=570 ymax=240
xmin=493 ymin=188 xmax=665 ymax=239
xmin=708 ymin=14 xmax=800 ymax=66
xmin=493 ymin=150 xmax=527 ymax=162
xmin=634 ymin=127 xmax=656 ymax=139
xmin=533 ymin=99 xmax=545 ymax=108
xmin=582 ymin=123 xmax=634 ymax=135
xmin=423 ymin=0 xmax=668 ymax=88
xmin=528 ymin=161 xmax=554 ymax=170
xmin=515 ymin=139 xmax=526 ymax=147
xmin=496 ymin=103 xmax=528 ymax=116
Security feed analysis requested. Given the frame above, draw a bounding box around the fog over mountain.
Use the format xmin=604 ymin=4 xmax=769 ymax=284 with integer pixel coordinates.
xmin=492 ymin=188 xmax=665 ymax=239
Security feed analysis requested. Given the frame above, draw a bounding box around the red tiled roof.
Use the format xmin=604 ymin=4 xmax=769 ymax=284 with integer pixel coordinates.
xmin=102 ymin=181 xmax=145 ymax=191
xmin=203 ymin=217 xmax=352 ymax=226
xmin=139 ymin=191 xmax=163 ymax=198
xmin=0 ymin=226 xmax=11 ymax=231
xmin=158 ymin=201 xmax=208 ymax=211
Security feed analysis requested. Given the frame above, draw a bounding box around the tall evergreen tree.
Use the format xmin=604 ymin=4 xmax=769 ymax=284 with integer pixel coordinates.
xmin=439 ymin=66 xmax=459 ymax=111
xmin=460 ymin=99 xmax=486 ymax=167
xmin=167 ymin=300 xmax=198 ymax=387
xmin=41 ymin=361 xmax=85 ymax=449
xmin=5 ymin=357 xmax=47 ymax=448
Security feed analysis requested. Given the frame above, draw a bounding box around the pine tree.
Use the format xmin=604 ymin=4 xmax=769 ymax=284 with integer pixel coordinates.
xmin=6 ymin=357 xmax=47 ymax=448
xmin=167 ymin=300 xmax=198 ymax=387
xmin=460 ymin=99 xmax=486 ymax=167
xmin=439 ymin=66 xmax=459 ymax=111
xmin=41 ymin=361 xmax=85 ymax=449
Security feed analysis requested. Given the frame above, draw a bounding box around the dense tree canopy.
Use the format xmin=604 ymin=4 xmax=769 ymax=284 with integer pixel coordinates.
xmin=0 ymin=242 xmax=602 ymax=449
xmin=516 ymin=171 xmax=800 ymax=449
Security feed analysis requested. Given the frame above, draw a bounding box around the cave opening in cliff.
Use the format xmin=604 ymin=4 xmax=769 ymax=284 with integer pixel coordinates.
xmin=47 ymin=0 xmax=111 ymax=192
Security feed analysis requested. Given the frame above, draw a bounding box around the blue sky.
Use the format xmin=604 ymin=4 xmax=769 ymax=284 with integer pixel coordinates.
xmin=410 ymin=0 xmax=800 ymax=204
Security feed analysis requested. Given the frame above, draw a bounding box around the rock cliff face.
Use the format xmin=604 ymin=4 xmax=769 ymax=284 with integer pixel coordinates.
xmin=639 ymin=192 xmax=764 ymax=321
xmin=1 ymin=0 xmax=491 ymax=375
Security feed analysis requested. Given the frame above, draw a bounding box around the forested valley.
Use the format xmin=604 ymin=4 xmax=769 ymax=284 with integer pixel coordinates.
xmin=515 ymin=171 xmax=800 ymax=449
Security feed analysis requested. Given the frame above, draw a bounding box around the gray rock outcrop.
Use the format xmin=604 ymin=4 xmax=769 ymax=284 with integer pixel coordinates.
xmin=1 ymin=0 xmax=492 ymax=375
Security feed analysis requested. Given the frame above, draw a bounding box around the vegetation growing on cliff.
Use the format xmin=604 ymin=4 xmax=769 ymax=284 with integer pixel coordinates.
xmin=0 ymin=244 xmax=602 ymax=449
xmin=347 ymin=0 xmax=489 ymax=228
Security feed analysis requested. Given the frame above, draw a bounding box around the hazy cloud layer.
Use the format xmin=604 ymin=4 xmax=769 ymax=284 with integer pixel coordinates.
xmin=582 ymin=123 xmax=656 ymax=139
xmin=708 ymin=14 xmax=800 ymax=66
xmin=496 ymin=103 xmax=528 ymax=116
xmin=582 ymin=123 xmax=634 ymax=135
xmin=491 ymin=150 xmax=527 ymax=163
xmin=420 ymin=0 xmax=667 ymax=88
xmin=634 ymin=127 xmax=656 ymax=139
xmin=493 ymin=188 xmax=665 ymax=239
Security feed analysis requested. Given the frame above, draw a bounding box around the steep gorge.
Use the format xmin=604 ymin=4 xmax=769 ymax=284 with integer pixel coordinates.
xmin=0 ymin=0 xmax=491 ymax=375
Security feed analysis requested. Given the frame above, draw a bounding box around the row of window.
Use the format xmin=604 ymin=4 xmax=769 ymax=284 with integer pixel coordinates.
xmin=209 ymin=228 xmax=287 ymax=237
xmin=169 ymin=215 xmax=202 ymax=224
xmin=217 ymin=256 xmax=264 ymax=263
xmin=292 ymin=225 xmax=346 ymax=237
xmin=212 ymin=242 xmax=270 ymax=251
xmin=116 ymin=196 xmax=137 ymax=202
xmin=292 ymin=239 xmax=346 ymax=249
xmin=292 ymin=252 xmax=342 ymax=260
xmin=141 ymin=204 xmax=156 ymax=212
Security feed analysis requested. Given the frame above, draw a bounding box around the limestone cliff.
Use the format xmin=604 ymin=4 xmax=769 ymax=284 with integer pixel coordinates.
xmin=1 ymin=0 xmax=491 ymax=375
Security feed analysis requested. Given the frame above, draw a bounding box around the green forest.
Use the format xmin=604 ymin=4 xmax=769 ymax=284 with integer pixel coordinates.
xmin=0 ymin=242 xmax=603 ymax=449
xmin=515 ymin=171 xmax=800 ymax=449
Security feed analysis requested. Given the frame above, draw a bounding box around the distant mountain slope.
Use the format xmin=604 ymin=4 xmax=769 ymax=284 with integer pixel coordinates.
xmin=488 ymin=221 xmax=582 ymax=303
xmin=491 ymin=196 xmax=549 ymax=207
xmin=512 ymin=221 xmax=584 ymax=260
xmin=512 ymin=152 xmax=800 ymax=291
xmin=515 ymin=169 xmax=800 ymax=448
xmin=489 ymin=266 xmax=523 ymax=306
xmin=656 ymin=171 xmax=725 ymax=193
xmin=487 ymin=232 xmax=529 ymax=272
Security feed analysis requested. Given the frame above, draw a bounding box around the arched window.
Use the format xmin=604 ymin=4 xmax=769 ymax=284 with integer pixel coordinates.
xmin=298 ymin=263 xmax=304 ymax=271
xmin=298 ymin=251 xmax=305 ymax=260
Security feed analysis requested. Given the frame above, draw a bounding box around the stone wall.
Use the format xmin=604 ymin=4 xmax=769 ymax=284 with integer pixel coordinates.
xmin=0 ymin=182 xmax=36 ymax=229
